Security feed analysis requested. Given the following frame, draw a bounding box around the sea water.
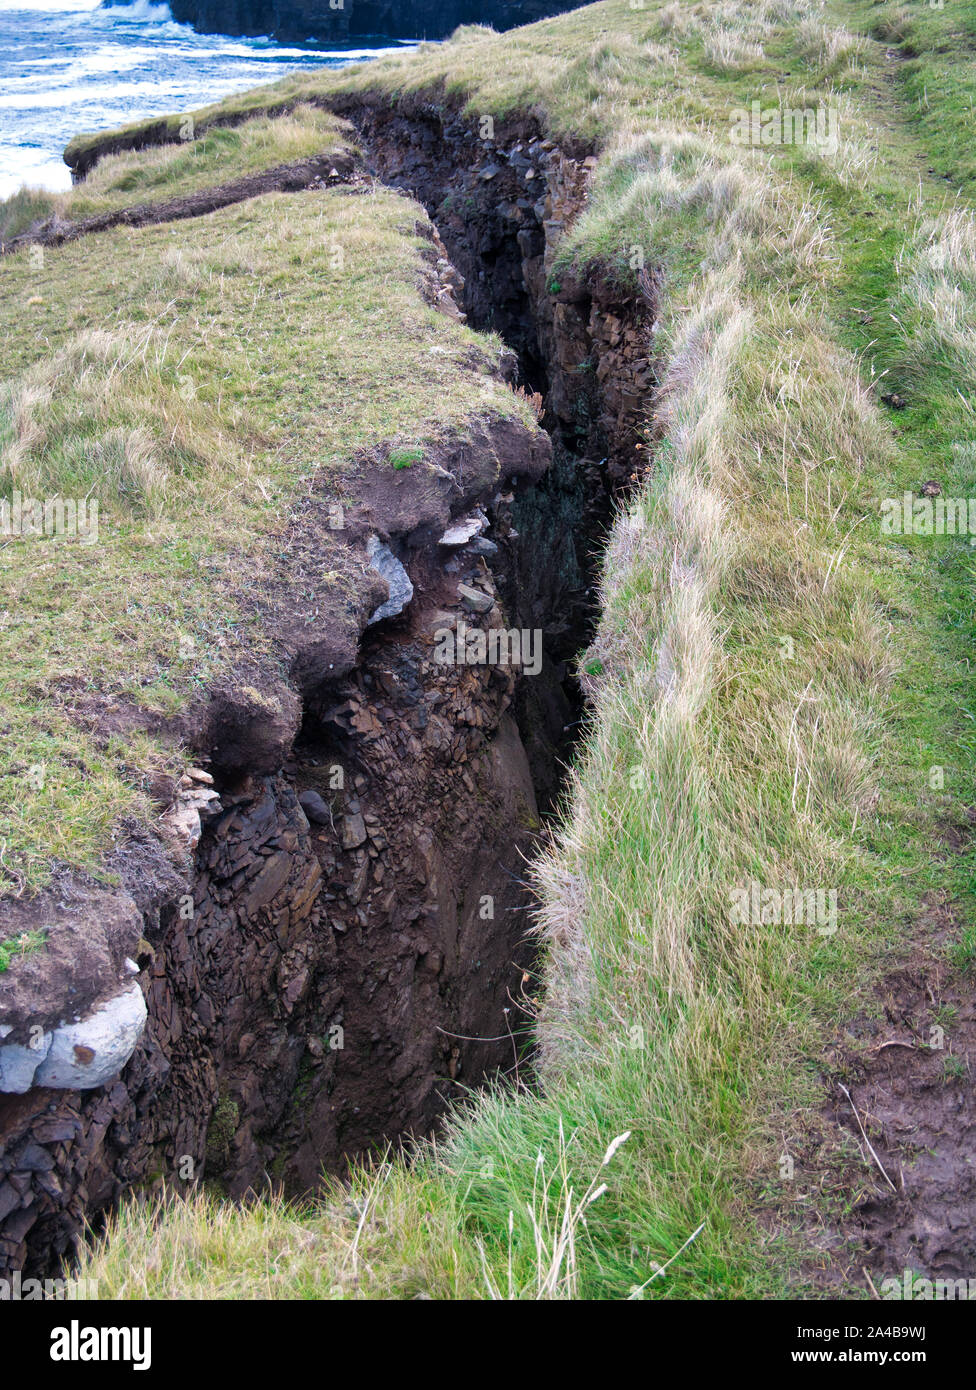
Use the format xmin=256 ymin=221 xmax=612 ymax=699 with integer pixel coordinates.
xmin=0 ymin=0 xmax=407 ymax=197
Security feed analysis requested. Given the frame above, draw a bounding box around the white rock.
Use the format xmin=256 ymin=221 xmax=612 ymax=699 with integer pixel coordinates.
xmin=182 ymin=787 xmax=221 ymax=814
xmin=162 ymin=781 xmax=220 ymax=849
xmin=438 ymin=512 xmax=488 ymax=547
xmin=33 ymin=984 xmax=147 ymax=1090
xmin=0 ymin=1024 xmax=52 ymax=1094
xmin=178 ymin=767 xmax=214 ymax=788
xmin=163 ymin=800 xmax=203 ymax=849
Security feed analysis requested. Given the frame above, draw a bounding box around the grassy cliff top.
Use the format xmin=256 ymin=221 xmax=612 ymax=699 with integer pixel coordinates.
xmin=2 ymin=105 xmax=356 ymax=244
xmin=5 ymin=0 xmax=976 ymax=1298
xmin=61 ymin=74 xmax=330 ymax=174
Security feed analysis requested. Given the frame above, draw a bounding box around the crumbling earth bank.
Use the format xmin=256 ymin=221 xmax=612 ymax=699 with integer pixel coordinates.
xmin=0 ymin=410 xmax=549 ymax=1276
xmin=0 ymin=98 xmax=656 ymax=1276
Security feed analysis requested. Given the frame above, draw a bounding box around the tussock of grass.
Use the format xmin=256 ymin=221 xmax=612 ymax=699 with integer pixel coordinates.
xmin=797 ymin=18 xmax=865 ymax=78
xmin=0 ymin=327 xmax=242 ymax=517
xmin=897 ymin=205 xmax=976 ymax=386
xmin=0 ymin=187 xmax=59 ymax=244
xmin=557 ymin=126 xmax=836 ymax=289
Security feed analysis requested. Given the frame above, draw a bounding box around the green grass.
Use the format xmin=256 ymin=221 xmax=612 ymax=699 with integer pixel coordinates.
xmin=61 ymin=73 xmax=336 ymax=174
xmin=389 ymin=446 xmax=423 ymax=469
xmin=27 ymin=0 xmax=976 ymax=1297
xmin=846 ymin=0 xmax=976 ymax=198
xmin=0 ymin=188 xmax=58 ymax=245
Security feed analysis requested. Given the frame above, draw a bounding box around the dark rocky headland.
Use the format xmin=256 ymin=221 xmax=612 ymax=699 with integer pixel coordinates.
xmin=130 ymin=0 xmax=586 ymax=42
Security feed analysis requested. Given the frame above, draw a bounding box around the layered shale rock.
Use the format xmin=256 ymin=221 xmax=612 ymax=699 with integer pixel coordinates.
xmin=327 ymin=96 xmax=656 ymax=803
xmin=328 ymin=97 xmax=654 ymax=486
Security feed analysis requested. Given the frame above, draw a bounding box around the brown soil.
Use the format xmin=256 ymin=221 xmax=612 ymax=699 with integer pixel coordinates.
xmin=794 ymin=890 xmax=976 ymax=1297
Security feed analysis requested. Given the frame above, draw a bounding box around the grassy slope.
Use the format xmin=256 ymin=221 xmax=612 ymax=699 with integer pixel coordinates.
xmin=47 ymin=0 xmax=976 ymax=1296
xmin=60 ymin=74 xmax=328 ymax=174
xmin=0 ymin=181 xmax=528 ymax=896
xmin=0 ymin=106 xmax=355 ymax=243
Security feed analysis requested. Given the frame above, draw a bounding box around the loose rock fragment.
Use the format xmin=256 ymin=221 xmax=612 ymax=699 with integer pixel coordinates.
xmin=341 ymin=812 xmax=368 ymax=850
xmin=458 ymin=583 xmax=494 ymax=614
xmin=438 ymin=512 xmax=488 ymax=547
xmin=299 ymin=789 xmax=333 ymax=826
xmin=366 ymin=536 xmax=414 ymax=625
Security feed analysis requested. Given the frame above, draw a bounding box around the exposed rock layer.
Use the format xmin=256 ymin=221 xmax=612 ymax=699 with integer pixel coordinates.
xmin=329 ymin=96 xmax=654 ymax=802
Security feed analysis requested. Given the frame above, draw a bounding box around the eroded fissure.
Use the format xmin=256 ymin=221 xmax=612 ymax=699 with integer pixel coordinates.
xmin=190 ymin=108 xmax=654 ymax=1188
xmin=0 ymin=108 xmax=655 ymax=1276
